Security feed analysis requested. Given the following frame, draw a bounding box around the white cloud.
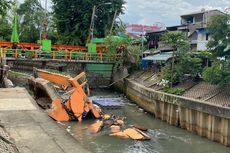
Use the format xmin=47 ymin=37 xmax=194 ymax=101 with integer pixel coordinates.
xmin=120 ymin=0 xmax=229 ymax=26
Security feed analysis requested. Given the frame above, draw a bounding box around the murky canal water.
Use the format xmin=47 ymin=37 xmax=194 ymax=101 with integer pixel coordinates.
xmin=66 ymin=90 xmax=230 ymax=153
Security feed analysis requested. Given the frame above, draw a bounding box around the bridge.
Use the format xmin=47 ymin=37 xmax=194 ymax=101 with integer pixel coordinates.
xmin=0 ymin=48 xmax=121 ymax=88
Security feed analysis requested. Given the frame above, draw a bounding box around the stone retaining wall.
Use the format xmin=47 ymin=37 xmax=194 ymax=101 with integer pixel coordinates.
xmin=125 ymin=79 xmax=230 ymax=146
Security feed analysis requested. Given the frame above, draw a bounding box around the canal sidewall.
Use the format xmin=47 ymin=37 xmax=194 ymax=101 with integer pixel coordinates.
xmin=7 ymin=60 xmax=114 ymax=88
xmin=113 ymin=72 xmax=230 ymax=146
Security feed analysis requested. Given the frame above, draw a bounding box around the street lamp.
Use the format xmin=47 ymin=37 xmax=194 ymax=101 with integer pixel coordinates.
xmin=89 ymin=2 xmax=112 ymax=40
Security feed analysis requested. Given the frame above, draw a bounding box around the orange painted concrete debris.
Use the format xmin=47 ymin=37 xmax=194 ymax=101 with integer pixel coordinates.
xmin=109 ymin=132 xmax=129 ymax=139
xmin=31 ymin=68 xmax=150 ymax=141
xmin=134 ymin=128 xmax=151 ymax=140
xmin=110 ymin=128 xmax=150 ymax=140
xmin=89 ymin=121 xmax=103 ymax=133
xmin=123 ymin=128 xmax=145 ymax=140
xmin=32 ymin=68 xmax=101 ymax=122
xmin=48 ymin=99 xmax=70 ymax=121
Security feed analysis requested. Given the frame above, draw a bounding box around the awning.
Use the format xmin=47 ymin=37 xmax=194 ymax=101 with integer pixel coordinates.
xmin=142 ymin=52 xmax=173 ymax=61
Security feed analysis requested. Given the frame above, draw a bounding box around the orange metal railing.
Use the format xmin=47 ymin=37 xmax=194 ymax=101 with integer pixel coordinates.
xmin=0 ymin=48 xmax=121 ymax=62
xmin=0 ymin=41 xmax=106 ymax=53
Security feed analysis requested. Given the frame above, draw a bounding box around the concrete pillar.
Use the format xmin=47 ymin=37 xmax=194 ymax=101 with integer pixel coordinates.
xmin=179 ymin=107 xmax=186 ymax=129
xmin=207 ymin=115 xmax=213 ymax=139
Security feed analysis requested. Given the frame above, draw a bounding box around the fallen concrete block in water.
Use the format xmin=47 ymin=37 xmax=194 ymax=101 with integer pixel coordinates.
xmin=109 ymin=132 xmax=129 ymax=139
xmin=30 ymin=69 xmax=102 ymax=122
xmin=110 ymin=128 xmax=151 ymax=140
xmin=89 ymin=121 xmax=103 ymax=133
xmin=123 ymin=128 xmax=146 ymax=140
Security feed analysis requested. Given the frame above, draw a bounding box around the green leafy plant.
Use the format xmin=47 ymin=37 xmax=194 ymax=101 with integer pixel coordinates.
xmin=163 ymin=87 xmax=185 ymax=95
xmin=160 ymin=52 xmax=203 ymax=85
xmin=202 ymin=61 xmax=230 ymax=86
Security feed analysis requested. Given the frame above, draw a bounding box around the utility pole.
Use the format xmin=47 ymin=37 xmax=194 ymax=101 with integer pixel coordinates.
xmin=89 ymin=6 xmax=96 ymax=40
xmin=89 ymin=3 xmax=112 ymax=41
xmin=109 ymin=9 xmax=118 ymax=35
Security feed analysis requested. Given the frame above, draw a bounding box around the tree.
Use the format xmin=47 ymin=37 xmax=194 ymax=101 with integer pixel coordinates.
xmin=161 ymin=32 xmax=190 ymax=87
xmin=202 ymin=13 xmax=230 ymax=86
xmin=52 ymin=0 xmax=126 ymax=45
xmin=0 ymin=16 xmax=11 ymax=41
xmin=17 ymin=0 xmax=45 ymax=43
xmin=207 ymin=13 xmax=230 ymax=57
xmin=0 ymin=0 xmax=12 ymax=16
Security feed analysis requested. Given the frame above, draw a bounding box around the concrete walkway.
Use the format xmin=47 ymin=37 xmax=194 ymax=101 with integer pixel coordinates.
xmin=0 ymin=88 xmax=90 ymax=153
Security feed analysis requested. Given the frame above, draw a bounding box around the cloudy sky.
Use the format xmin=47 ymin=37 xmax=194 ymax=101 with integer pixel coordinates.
xmin=120 ymin=0 xmax=230 ymax=26
xmin=19 ymin=0 xmax=230 ymax=26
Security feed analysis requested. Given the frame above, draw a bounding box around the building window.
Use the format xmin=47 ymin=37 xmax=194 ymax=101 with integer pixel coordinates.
xmin=187 ymin=17 xmax=194 ymax=24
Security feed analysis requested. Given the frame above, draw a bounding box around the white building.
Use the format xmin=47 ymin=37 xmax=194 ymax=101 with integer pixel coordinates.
xmin=180 ymin=9 xmax=223 ymax=51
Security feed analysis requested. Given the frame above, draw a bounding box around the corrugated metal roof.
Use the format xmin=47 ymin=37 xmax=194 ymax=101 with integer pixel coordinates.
xmin=142 ymin=52 xmax=173 ymax=61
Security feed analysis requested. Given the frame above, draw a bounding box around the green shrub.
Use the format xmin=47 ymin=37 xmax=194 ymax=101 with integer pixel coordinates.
xmin=163 ymin=87 xmax=185 ymax=95
xmin=202 ymin=62 xmax=230 ymax=86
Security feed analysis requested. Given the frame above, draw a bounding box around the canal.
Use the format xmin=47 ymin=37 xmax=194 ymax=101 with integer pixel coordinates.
xmin=64 ymin=90 xmax=230 ymax=153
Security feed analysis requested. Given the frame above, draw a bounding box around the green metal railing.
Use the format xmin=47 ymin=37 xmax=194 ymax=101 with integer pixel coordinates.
xmin=0 ymin=48 xmax=121 ymax=62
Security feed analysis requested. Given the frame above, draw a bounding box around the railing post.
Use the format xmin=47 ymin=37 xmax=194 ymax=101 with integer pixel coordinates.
xmin=52 ymin=51 xmax=56 ymax=60
xmin=85 ymin=53 xmax=88 ymax=61
xmin=3 ymin=48 xmax=6 ymax=58
xmin=100 ymin=52 xmax=102 ymax=61
xmin=69 ymin=51 xmax=72 ymax=60
xmin=15 ymin=49 xmax=18 ymax=58
xmin=34 ymin=50 xmax=38 ymax=58
xmin=65 ymin=50 xmax=68 ymax=60
xmin=0 ymin=48 xmax=2 ymax=58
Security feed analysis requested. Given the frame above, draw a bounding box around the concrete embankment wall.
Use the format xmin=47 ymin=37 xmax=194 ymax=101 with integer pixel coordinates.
xmin=115 ymin=75 xmax=230 ymax=146
xmin=7 ymin=60 xmax=114 ymax=88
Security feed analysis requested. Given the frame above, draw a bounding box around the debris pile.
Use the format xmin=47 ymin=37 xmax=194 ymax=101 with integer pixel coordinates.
xmin=29 ymin=68 xmax=102 ymax=122
xmin=29 ymin=68 xmax=150 ymax=141
xmin=89 ymin=114 xmax=151 ymax=140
